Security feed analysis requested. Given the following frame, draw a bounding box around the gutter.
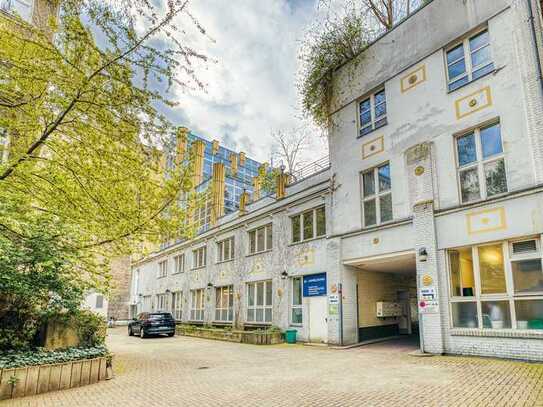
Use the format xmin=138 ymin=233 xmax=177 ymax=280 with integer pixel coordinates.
xmin=527 ymin=0 xmax=543 ymax=95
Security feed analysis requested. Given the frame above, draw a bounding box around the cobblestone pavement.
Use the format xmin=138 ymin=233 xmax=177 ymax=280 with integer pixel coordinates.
xmin=4 ymin=328 xmax=543 ymax=407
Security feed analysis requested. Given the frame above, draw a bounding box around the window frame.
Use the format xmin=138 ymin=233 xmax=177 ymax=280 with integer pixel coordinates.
xmin=95 ymin=295 xmax=104 ymax=309
xmin=447 ymin=237 xmax=543 ymax=331
xmin=173 ymin=254 xmax=185 ymax=274
xmin=361 ymin=163 xmax=393 ymax=227
xmin=157 ymin=259 xmax=168 ymax=279
xmin=171 ymin=291 xmax=183 ymax=320
xmin=214 ymin=285 xmax=234 ymax=322
xmin=357 ymin=88 xmax=387 ymax=138
xmin=248 ymin=224 xmax=273 ymax=255
xmin=156 ymin=293 xmax=169 ymax=311
xmin=246 ymin=280 xmax=273 ymax=324
xmin=291 ymin=277 xmax=303 ymax=326
xmin=217 ymin=237 xmax=235 ymax=263
xmin=445 ymin=28 xmax=494 ymax=92
xmin=454 ymin=122 xmax=508 ymax=204
xmin=190 ymin=289 xmax=205 ymax=321
xmin=291 ymin=206 xmax=326 ymax=244
xmin=192 ymin=246 xmax=207 ymax=269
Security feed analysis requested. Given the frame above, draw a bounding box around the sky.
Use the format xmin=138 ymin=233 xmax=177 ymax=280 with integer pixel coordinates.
xmin=162 ymin=0 xmax=328 ymax=165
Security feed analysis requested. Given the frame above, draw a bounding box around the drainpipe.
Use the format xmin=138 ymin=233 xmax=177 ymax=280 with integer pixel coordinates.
xmin=527 ymin=0 xmax=543 ymax=95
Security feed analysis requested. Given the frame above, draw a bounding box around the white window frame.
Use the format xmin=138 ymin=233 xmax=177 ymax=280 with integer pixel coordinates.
xmin=361 ymin=163 xmax=392 ymax=227
xmin=291 ymin=277 xmax=303 ymax=326
xmin=291 ymin=206 xmax=326 ymax=243
xmin=172 ymin=291 xmax=183 ymax=320
xmin=0 ymin=0 xmax=34 ymax=22
xmin=248 ymin=224 xmax=272 ymax=255
xmin=157 ymin=260 xmax=168 ymax=279
xmin=156 ymin=293 xmax=169 ymax=311
xmin=357 ymin=88 xmax=387 ymax=137
xmin=142 ymin=295 xmax=152 ymax=312
xmin=246 ymin=280 xmax=273 ymax=324
xmin=217 ymin=237 xmax=235 ymax=263
xmin=455 ymin=123 xmax=507 ymax=204
xmin=447 ymin=236 xmax=543 ymax=331
xmin=190 ymin=289 xmax=205 ymax=321
xmin=445 ymin=28 xmax=494 ymax=92
xmin=173 ymin=254 xmax=185 ymax=274
xmin=215 ymin=285 xmax=234 ymax=322
xmin=192 ymin=246 xmax=207 ymax=269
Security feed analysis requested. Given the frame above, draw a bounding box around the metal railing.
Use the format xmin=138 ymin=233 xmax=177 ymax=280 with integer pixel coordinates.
xmin=290 ymin=156 xmax=330 ymax=183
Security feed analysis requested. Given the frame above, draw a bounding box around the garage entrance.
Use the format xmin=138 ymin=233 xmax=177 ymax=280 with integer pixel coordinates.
xmin=346 ymin=251 xmax=419 ymax=345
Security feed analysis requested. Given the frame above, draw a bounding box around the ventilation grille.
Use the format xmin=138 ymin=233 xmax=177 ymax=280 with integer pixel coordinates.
xmin=512 ymin=240 xmax=538 ymax=255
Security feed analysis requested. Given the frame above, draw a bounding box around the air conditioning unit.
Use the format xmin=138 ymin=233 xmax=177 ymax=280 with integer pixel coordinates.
xmin=376 ymin=302 xmax=403 ymax=318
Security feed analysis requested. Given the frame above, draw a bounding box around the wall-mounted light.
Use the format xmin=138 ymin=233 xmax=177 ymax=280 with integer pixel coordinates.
xmin=165 ymin=289 xmax=171 ymax=294
xmin=418 ymin=248 xmax=428 ymax=262
xmin=281 ymin=270 xmax=289 ymax=280
xmin=206 ymin=282 xmax=213 ymax=289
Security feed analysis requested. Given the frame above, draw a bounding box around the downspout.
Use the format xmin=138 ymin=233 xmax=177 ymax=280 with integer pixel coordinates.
xmin=527 ymin=0 xmax=543 ymax=95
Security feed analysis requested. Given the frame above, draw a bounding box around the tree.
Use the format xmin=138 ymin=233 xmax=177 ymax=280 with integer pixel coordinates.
xmin=0 ymin=0 xmax=209 ymax=258
xmin=271 ymin=128 xmax=311 ymax=180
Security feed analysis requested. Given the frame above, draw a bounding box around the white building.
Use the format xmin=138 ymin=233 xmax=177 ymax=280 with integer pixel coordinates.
xmin=131 ymin=0 xmax=543 ymax=361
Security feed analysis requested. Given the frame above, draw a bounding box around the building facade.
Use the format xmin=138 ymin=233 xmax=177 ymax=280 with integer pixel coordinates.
xmin=131 ymin=0 xmax=543 ymax=361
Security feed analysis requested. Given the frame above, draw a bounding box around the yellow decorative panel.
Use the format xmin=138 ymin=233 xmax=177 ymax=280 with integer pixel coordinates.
xmin=400 ymin=65 xmax=427 ymax=93
xmin=239 ymin=152 xmax=246 ymax=166
xmin=296 ymin=248 xmax=315 ymax=267
xmin=455 ymin=87 xmax=493 ymax=120
xmin=230 ymin=153 xmax=238 ymax=176
xmin=466 ymin=207 xmax=507 ymax=235
xmin=362 ymin=136 xmax=384 ymax=159
xmin=252 ymin=176 xmax=261 ymax=201
xmin=211 ymin=163 xmax=225 ymax=225
xmin=212 ymin=140 xmax=220 ymax=155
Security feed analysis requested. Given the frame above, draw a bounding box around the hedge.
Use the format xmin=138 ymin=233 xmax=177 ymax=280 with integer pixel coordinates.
xmin=0 ymin=345 xmax=110 ymax=369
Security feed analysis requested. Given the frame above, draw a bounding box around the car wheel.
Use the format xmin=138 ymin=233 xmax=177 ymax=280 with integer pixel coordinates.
xmin=140 ymin=328 xmax=146 ymax=338
xmin=128 ymin=327 xmax=133 ymax=336
xmin=167 ymin=332 xmax=175 ymax=337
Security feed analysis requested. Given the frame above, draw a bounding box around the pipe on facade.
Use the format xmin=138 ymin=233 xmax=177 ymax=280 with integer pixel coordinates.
xmin=527 ymin=0 xmax=543 ymax=95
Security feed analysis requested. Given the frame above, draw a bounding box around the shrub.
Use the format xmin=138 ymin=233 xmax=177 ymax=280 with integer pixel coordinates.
xmin=71 ymin=310 xmax=107 ymax=347
xmin=0 ymin=345 xmax=109 ymax=369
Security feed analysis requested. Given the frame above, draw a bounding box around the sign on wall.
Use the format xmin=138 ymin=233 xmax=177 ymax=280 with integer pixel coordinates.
xmin=419 ymin=287 xmax=439 ymax=314
xmin=303 ymin=273 xmax=327 ymax=297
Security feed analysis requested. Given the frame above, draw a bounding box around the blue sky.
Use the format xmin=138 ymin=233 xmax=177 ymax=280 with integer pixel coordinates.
xmin=162 ymin=0 xmax=328 ymax=163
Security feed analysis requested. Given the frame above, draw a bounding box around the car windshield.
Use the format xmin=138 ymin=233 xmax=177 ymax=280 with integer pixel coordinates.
xmin=149 ymin=313 xmax=172 ymax=320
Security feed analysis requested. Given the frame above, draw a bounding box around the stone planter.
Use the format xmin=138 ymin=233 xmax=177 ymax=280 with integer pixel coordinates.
xmin=176 ymin=326 xmax=283 ymax=345
xmin=0 ymin=356 xmax=109 ymax=400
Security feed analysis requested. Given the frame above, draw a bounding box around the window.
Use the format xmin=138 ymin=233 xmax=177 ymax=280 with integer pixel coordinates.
xmin=247 ymin=280 xmax=272 ymax=323
xmin=217 ymin=237 xmax=235 ymax=263
xmin=291 ymin=277 xmax=303 ymax=325
xmin=157 ymin=260 xmax=168 ymax=278
xmin=361 ymin=163 xmax=392 ymax=227
xmin=215 ymin=286 xmax=234 ymax=322
xmin=190 ymin=289 xmax=205 ymax=321
xmin=456 ymin=123 xmax=507 ymax=203
xmin=95 ymin=295 xmax=104 ymax=309
xmin=173 ymin=254 xmax=185 ymax=274
xmin=156 ymin=293 xmax=169 ymax=311
xmin=446 ymin=29 xmax=494 ymax=91
xmin=142 ymin=295 xmax=152 ymax=312
xmin=172 ymin=291 xmax=183 ymax=320
xmin=448 ymin=238 xmax=543 ymax=330
xmin=0 ymin=0 xmax=34 ymax=22
xmin=291 ymin=207 xmax=326 ymax=243
xmin=248 ymin=224 xmax=272 ymax=254
xmin=358 ymin=88 xmax=387 ymax=137
xmin=192 ymin=246 xmax=207 ymax=269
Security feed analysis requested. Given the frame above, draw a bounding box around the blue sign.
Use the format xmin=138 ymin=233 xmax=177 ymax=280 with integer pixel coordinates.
xmin=303 ymin=273 xmax=327 ymax=297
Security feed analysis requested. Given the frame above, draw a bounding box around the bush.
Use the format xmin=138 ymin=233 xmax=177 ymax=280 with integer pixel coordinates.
xmin=71 ymin=310 xmax=107 ymax=347
xmin=0 ymin=345 xmax=109 ymax=369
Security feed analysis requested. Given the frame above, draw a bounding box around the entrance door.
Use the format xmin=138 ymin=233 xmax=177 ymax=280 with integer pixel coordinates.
xmin=308 ymin=296 xmax=328 ymax=343
xmin=397 ymin=290 xmax=412 ymax=335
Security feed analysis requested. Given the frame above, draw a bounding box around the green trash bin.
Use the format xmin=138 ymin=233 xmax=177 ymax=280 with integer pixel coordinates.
xmin=285 ymin=329 xmax=297 ymax=344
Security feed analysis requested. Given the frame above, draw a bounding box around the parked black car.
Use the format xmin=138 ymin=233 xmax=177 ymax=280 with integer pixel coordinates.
xmin=128 ymin=312 xmax=176 ymax=338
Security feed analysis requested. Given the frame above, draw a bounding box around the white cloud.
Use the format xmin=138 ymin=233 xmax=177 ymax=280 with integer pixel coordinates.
xmin=164 ymin=0 xmax=328 ymax=164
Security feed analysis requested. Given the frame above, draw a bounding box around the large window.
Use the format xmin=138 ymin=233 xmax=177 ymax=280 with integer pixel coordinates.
xmin=142 ymin=295 xmax=152 ymax=312
xmin=448 ymin=238 xmax=543 ymax=330
xmin=157 ymin=260 xmax=168 ymax=278
xmin=217 ymin=237 xmax=235 ymax=263
xmin=95 ymin=295 xmax=104 ymax=309
xmin=446 ymin=29 xmax=494 ymax=91
xmin=156 ymin=293 xmax=169 ymax=311
xmin=172 ymin=291 xmax=183 ymax=320
xmin=291 ymin=277 xmax=303 ymax=325
xmin=248 ymin=224 xmax=272 ymax=254
xmin=291 ymin=207 xmax=326 ymax=243
xmin=358 ymin=88 xmax=387 ymax=137
xmin=361 ymin=163 xmax=392 ymax=227
xmin=456 ymin=123 xmax=507 ymax=203
xmin=192 ymin=246 xmax=207 ymax=269
xmin=247 ymin=280 xmax=272 ymax=323
xmin=215 ymin=286 xmax=234 ymax=322
xmin=0 ymin=0 xmax=34 ymax=22
xmin=190 ymin=289 xmax=205 ymax=321
xmin=173 ymin=254 xmax=185 ymax=274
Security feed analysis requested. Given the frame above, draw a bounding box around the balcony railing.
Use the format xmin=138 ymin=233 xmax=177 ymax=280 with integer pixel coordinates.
xmin=290 ymin=156 xmax=330 ymax=183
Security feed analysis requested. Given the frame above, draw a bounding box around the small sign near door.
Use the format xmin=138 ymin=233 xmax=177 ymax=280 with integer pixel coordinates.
xmin=303 ymin=273 xmax=327 ymax=297
xmin=419 ymin=287 xmax=439 ymax=314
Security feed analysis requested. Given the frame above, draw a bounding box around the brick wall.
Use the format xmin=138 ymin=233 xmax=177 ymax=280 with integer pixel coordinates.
xmin=107 ymin=256 xmax=132 ymax=321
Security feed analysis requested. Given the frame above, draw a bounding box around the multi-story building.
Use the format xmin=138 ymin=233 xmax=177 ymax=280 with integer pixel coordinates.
xmin=131 ymin=0 xmax=543 ymax=361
